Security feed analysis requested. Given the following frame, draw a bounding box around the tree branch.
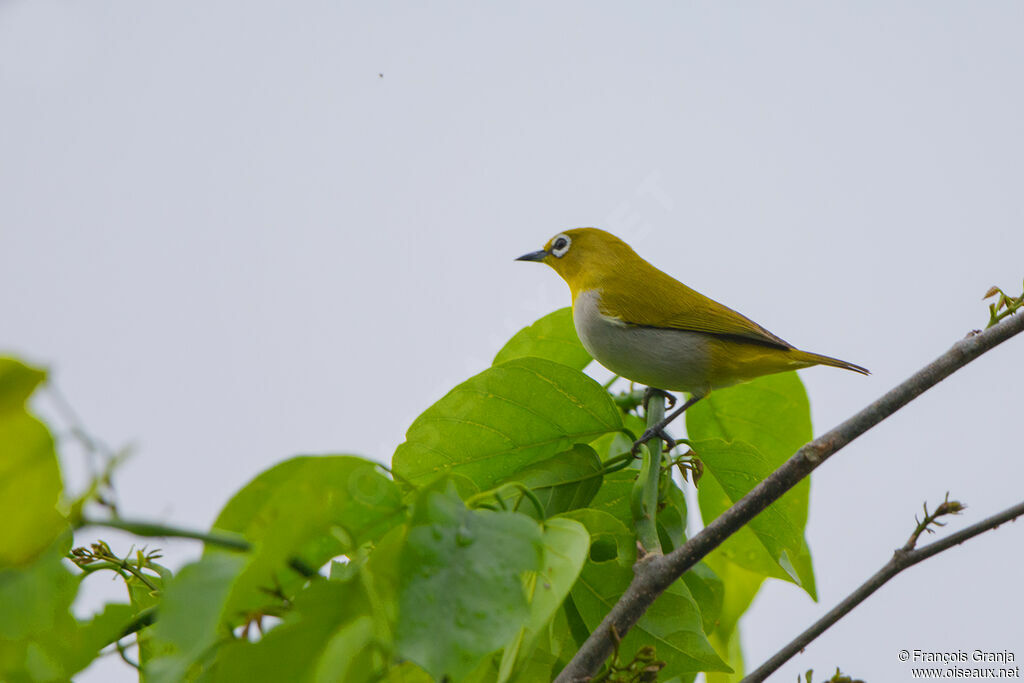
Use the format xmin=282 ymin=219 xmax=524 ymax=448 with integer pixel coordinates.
xmin=743 ymin=497 xmax=1024 ymax=682
xmin=555 ymin=312 xmax=1024 ymax=683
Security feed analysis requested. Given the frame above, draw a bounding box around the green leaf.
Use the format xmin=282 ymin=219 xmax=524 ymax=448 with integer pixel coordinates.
xmin=502 ymin=587 xmax=579 ymax=682
xmin=564 ymin=510 xmax=730 ymax=677
xmin=0 ymin=533 xmax=131 ymax=681
xmin=381 ymin=662 xmax=435 ymax=682
xmin=498 ymin=517 xmax=589 ymax=682
xmin=70 ymin=603 xmax=137 ymax=670
xmin=146 ymin=553 xmax=248 ymax=683
xmin=590 ymin=412 xmax=646 ymax=461
xmin=681 ymin=563 xmax=724 ymax=635
xmin=313 ymin=615 xmax=377 ymax=683
xmin=788 ymin=537 xmax=817 ymax=599
xmin=703 ymin=549 xmax=765 ymax=682
xmin=562 ymin=593 xmax=591 ymax=650
xmin=495 ymin=444 xmax=603 ymax=519
xmin=211 ymin=578 xmax=377 ymax=683
xmin=704 ymin=551 xmax=764 ymax=643
xmin=505 ymin=605 xmax=577 ymax=683
xmin=707 ymin=627 xmax=745 ymax=683
xmin=0 ymin=358 xmax=65 ymax=568
xmin=692 ymin=438 xmax=814 ymax=594
xmin=657 ymin=477 xmax=688 ymax=552
xmin=691 ymin=463 xmax=785 ymax=579
xmin=393 ymin=357 xmax=622 ymax=490
xmin=0 ymin=534 xmax=76 ymax=680
xmin=125 ymin=563 xmax=172 ymax=612
xmin=586 ymin=465 xmax=687 ymax=548
xmin=360 ymin=524 xmax=407 ymax=633
xmin=0 ymin=358 xmax=47 ymax=412
xmin=208 ymin=455 xmax=404 ymax=617
xmin=587 ymin=469 xmax=636 ymax=527
xmin=701 ymin=440 xmax=804 ymax=552
xmin=493 ymin=308 xmax=592 ymax=370
xmin=217 ymin=531 xmax=403 ymax=682
xmin=123 ymin=562 xmax=173 ymax=666
xmin=395 ymin=485 xmax=544 ymax=681
xmin=687 ymin=372 xmax=812 ymax=464
xmin=524 ymin=518 xmax=590 ymax=637
xmin=0 ymin=415 xmax=66 ymax=568
xmin=687 ymin=373 xmax=816 ymax=598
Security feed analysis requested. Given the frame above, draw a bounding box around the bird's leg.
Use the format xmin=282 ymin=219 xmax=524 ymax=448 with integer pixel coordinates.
xmin=641 ymin=387 xmax=677 ymax=412
xmin=631 ymin=394 xmax=704 ymax=456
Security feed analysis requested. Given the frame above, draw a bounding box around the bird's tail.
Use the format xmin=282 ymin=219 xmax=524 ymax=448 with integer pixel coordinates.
xmin=793 ymin=350 xmax=870 ymax=376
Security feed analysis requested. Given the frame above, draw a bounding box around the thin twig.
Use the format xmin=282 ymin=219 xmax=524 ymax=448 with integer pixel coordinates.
xmin=466 ymin=482 xmax=547 ymax=518
xmin=743 ymin=498 xmax=1024 ymax=682
xmin=45 ymin=382 xmax=115 ymax=462
xmin=46 ymin=382 xmax=127 ymax=515
xmin=70 ymin=541 xmax=162 ymax=591
xmin=602 ymin=450 xmax=640 ymax=474
xmin=114 ymin=638 xmax=141 ymax=670
xmin=118 ymin=607 xmax=157 ymax=639
xmin=554 ymin=312 xmax=1024 ymax=683
xmin=76 ymin=559 xmax=157 ymax=591
xmin=984 ymin=281 xmax=1024 ymax=329
xmin=79 ymin=517 xmax=322 ymax=586
xmin=79 ymin=516 xmax=252 ymax=552
xmin=902 ymin=492 xmax=964 ymax=551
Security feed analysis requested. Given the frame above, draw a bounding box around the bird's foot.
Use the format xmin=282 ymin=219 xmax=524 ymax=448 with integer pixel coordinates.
xmin=642 ymin=387 xmax=677 ymax=412
xmin=631 ymin=426 xmax=677 ymax=456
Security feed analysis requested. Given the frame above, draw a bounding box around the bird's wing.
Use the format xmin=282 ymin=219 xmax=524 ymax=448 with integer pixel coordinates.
xmin=598 ymin=267 xmax=793 ymax=349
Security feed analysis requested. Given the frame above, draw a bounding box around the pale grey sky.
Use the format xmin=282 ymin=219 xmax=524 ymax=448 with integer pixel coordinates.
xmin=2 ymin=2 xmax=1023 ymax=681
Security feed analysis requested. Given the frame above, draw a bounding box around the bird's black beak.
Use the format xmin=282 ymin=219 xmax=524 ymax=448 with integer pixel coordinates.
xmin=515 ymin=249 xmax=548 ymax=262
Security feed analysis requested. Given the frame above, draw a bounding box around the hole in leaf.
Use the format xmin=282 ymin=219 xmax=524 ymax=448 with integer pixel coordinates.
xmin=589 ymin=537 xmax=617 ymax=563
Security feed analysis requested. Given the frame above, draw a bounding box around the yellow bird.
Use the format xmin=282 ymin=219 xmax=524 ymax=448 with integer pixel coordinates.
xmin=517 ymin=228 xmax=868 ymax=449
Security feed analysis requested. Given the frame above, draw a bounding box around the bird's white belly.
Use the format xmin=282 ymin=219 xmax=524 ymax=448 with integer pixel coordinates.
xmin=573 ymin=290 xmax=713 ymax=395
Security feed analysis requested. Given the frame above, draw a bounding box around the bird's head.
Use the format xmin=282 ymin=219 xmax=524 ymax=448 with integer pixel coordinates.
xmin=516 ymin=228 xmax=637 ymax=295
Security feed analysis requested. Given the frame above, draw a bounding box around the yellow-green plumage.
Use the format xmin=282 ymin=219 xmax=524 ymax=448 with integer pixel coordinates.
xmin=518 ymin=228 xmax=867 ymax=398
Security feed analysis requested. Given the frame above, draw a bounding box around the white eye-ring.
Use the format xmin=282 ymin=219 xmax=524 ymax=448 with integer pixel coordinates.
xmin=550 ymin=233 xmax=571 ymax=258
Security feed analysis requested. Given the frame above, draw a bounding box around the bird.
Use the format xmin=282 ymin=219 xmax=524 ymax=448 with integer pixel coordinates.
xmin=516 ymin=228 xmax=868 ymax=451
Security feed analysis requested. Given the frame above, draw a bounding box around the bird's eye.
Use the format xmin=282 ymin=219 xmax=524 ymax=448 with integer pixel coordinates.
xmin=551 ymin=234 xmax=571 ymax=258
